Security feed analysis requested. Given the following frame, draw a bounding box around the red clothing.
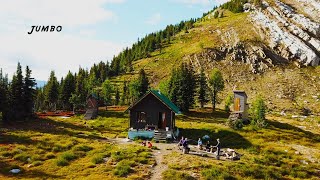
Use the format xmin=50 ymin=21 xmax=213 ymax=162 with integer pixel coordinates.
xmin=147 ymin=142 xmax=153 ymax=148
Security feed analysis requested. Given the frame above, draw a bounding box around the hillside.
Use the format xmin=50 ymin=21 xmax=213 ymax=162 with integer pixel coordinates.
xmin=112 ymin=0 xmax=320 ymax=114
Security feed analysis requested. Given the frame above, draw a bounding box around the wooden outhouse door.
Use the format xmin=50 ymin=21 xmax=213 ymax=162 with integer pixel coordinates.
xmin=234 ymin=98 xmax=240 ymax=111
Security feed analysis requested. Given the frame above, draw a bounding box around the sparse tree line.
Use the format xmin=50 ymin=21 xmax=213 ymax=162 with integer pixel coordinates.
xmin=158 ymin=63 xmax=225 ymax=113
xmin=0 ymin=63 xmax=36 ymax=121
xmin=221 ymin=0 xmax=248 ymax=13
xmin=110 ymin=18 xmax=197 ymax=76
xmin=34 ymin=66 xmax=150 ymax=113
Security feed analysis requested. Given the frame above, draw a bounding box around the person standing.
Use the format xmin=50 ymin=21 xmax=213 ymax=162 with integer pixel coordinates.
xmin=215 ymin=138 xmax=221 ymax=160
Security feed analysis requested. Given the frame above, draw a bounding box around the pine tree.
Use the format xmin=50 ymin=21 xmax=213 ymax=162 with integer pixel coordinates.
xmin=23 ymin=66 xmax=36 ymax=118
xmin=115 ymin=87 xmax=120 ymax=105
xmin=121 ymin=81 xmax=128 ymax=105
xmin=209 ymin=68 xmax=224 ymax=112
xmin=10 ymin=62 xmax=25 ymax=120
xmin=168 ymin=63 xmax=196 ymax=112
xmin=0 ymin=69 xmax=9 ymax=120
xmin=60 ymin=71 xmax=75 ymax=110
xmin=69 ymin=93 xmax=82 ymax=113
xmin=75 ymin=67 xmax=88 ymax=108
xmin=129 ymin=79 xmax=140 ymax=103
xmin=35 ymin=88 xmax=45 ymax=112
xmin=45 ymin=71 xmax=59 ymax=111
xmin=101 ymin=80 xmax=113 ymax=106
xmin=198 ymin=68 xmax=208 ymax=108
xmin=137 ymin=69 xmax=149 ymax=97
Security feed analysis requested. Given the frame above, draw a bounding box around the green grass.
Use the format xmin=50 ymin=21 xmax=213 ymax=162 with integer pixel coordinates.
xmin=91 ymin=154 xmax=105 ymax=165
xmin=1 ymin=108 xmax=319 ymax=179
xmin=113 ymin=160 xmax=135 ymax=177
xmin=160 ymin=110 xmax=320 ymax=179
xmin=0 ymin=110 xmax=153 ymax=179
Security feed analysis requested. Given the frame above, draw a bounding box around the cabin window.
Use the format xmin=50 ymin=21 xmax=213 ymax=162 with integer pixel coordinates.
xmin=137 ymin=112 xmax=147 ymax=123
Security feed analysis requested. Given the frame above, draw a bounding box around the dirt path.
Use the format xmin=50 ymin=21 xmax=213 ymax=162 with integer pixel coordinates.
xmin=150 ymin=143 xmax=176 ymax=180
xmin=101 ymin=138 xmax=177 ymax=180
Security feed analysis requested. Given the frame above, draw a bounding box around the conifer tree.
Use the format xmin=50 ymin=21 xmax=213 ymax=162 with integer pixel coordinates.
xmin=137 ymin=69 xmax=149 ymax=97
xmin=45 ymin=71 xmax=59 ymax=111
xmin=10 ymin=62 xmax=25 ymax=120
xmin=121 ymin=81 xmax=128 ymax=105
xmin=168 ymin=63 xmax=196 ymax=112
xmin=74 ymin=68 xmax=88 ymax=108
xmin=209 ymin=68 xmax=224 ymax=111
xmin=60 ymin=71 xmax=75 ymax=110
xmin=0 ymin=69 xmax=9 ymax=120
xmin=101 ymin=80 xmax=113 ymax=106
xmin=115 ymin=87 xmax=120 ymax=105
xmin=23 ymin=66 xmax=36 ymax=117
xmin=35 ymin=87 xmax=45 ymax=112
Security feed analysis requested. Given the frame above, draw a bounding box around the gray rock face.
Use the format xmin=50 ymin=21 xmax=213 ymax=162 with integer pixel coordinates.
xmin=275 ymin=0 xmax=320 ymax=38
xmin=250 ymin=1 xmax=320 ymax=66
xmin=295 ymin=0 xmax=320 ymax=22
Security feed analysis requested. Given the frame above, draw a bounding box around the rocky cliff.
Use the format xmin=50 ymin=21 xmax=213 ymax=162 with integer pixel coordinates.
xmin=186 ymin=0 xmax=320 ymax=74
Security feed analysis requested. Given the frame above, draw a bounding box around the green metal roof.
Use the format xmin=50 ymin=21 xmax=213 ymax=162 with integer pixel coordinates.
xmin=126 ymin=90 xmax=181 ymax=114
xmin=150 ymin=90 xmax=181 ymax=114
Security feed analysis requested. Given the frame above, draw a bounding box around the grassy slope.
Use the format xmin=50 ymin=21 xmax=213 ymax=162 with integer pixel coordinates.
xmin=112 ymin=10 xmax=320 ymax=114
xmin=1 ymin=109 xmax=320 ymax=179
xmin=163 ymin=109 xmax=320 ymax=179
xmin=0 ymin=111 xmax=155 ymax=180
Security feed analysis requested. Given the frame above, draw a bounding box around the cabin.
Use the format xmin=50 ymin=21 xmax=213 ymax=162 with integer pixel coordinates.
xmin=84 ymin=94 xmax=99 ymax=120
xmin=126 ymin=90 xmax=181 ymax=140
xmin=233 ymin=90 xmax=249 ymax=120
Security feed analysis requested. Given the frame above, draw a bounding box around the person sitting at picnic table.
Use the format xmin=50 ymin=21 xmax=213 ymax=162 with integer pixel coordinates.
xmin=198 ymin=138 xmax=203 ymax=150
xmin=205 ymin=141 xmax=211 ymax=152
xmin=147 ymin=141 xmax=153 ymax=148
xmin=182 ymin=138 xmax=190 ymax=153
xmin=178 ymin=136 xmax=184 ymax=150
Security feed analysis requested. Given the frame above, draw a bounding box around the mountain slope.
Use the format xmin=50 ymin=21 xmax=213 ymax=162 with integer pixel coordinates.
xmin=112 ymin=0 xmax=320 ymax=114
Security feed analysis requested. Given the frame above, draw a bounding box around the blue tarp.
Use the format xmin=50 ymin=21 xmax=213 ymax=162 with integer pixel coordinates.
xmin=128 ymin=130 xmax=155 ymax=140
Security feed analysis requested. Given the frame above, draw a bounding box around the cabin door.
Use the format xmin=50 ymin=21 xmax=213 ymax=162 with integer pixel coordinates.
xmin=234 ymin=98 xmax=240 ymax=111
xmin=158 ymin=112 xmax=166 ymax=129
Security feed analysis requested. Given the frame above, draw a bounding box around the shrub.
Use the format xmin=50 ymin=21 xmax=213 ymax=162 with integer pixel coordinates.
xmin=113 ymin=160 xmax=134 ymax=177
xmin=60 ymin=152 xmax=76 ymax=161
xmin=227 ymin=118 xmax=243 ymax=130
xmin=52 ymin=145 xmax=64 ymax=152
xmin=56 ymin=158 xmax=69 ymax=166
xmin=91 ymin=154 xmax=105 ymax=164
xmin=250 ymin=96 xmax=267 ymax=128
xmin=72 ymin=145 xmax=93 ymax=152
xmin=221 ymin=0 xmax=248 ymax=13
xmin=224 ymin=94 xmax=233 ymax=112
xmin=13 ymin=153 xmax=30 ymax=163
xmin=213 ymin=10 xmax=219 ymax=19
xmin=45 ymin=152 xmax=55 ymax=159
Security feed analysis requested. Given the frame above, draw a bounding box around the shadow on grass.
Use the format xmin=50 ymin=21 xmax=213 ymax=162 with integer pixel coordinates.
xmin=98 ymin=110 xmax=128 ymax=119
xmin=178 ymin=109 xmax=229 ymax=124
xmin=267 ymin=120 xmax=320 ymax=142
xmin=0 ymin=133 xmax=35 ymax=145
xmin=179 ymin=128 xmax=252 ymax=149
xmin=0 ymin=160 xmax=62 ymax=179
xmin=1 ymin=117 xmax=107 ymax=142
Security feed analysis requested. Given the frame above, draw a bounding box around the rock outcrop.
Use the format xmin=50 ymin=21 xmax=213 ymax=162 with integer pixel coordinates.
xmin=185 ymin=0 xmax=320 ymax=75
xmin=250 ymin=0 xmax=320 ymax=66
